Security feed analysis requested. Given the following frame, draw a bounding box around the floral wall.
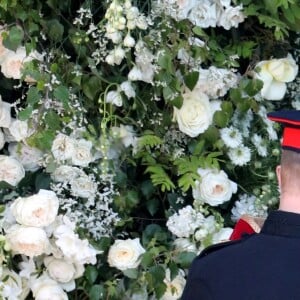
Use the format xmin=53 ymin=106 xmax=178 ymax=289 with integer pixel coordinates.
xmin=0 ymin=0 xmax=299 ymax=299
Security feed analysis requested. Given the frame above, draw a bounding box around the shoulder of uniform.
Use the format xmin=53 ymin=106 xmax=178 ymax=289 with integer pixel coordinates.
xmin=199 ymin=234 xmax=255 ymax=258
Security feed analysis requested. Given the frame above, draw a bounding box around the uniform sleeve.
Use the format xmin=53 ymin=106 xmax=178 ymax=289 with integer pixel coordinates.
xmin=181 ymin=277 xmax=213 ymax=300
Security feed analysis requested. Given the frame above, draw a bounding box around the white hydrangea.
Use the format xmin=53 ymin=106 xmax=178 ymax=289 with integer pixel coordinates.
xmin=251 ymin=134 xmax=268 ymax=157
xmin=166 ymin=205 xmax=205 ymax=238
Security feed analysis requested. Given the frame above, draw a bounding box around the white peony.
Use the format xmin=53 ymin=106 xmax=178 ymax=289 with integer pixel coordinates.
xmin=0 ymin=99 xmax=11 ymax=128
xmin=217 ymin=5 xmax=245 ymax=30
xmin=6 ymin=225 xmax=50 ymax=257
xmin=173 ymin=89 xmax=213 ymax=137
xmin=71 ymin=139 xmax=93 ymax=167
xmin=30 ymin=273 xmax=68 ymax=300
xmin=8 ymin=143 xmax=43 ymax=172
xmin=193 ymin=168 xmax=237 ymax=206
xmin=11 ymin=189 xmax=59 ymax=227
xmin=0 ymin=46 xmax=42 ymax=80
xmin=108 ymin=238 xmax=145 ymax=270
xmin=162 ymin=269 xmax=186 ymax=300
xmin=255 ymin=54 xmax=298 ymax=100
xmin=0 ymin=155 xmax=25 ymax=186
xmin=51 ymin=133 xmax=75 ymax=161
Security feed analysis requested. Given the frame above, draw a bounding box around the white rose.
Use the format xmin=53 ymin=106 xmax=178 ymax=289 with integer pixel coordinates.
xmin=30 ymin=273 xmax=68 ymax=300
xmin=162 ymin=269 xmax=186 ymax=300
xmin=0 ymin=155 xmax=25 ymax=186
xmin=51 ymin=133 xmax=75 ymax=161
xmin=255 ymin=54 xmax=298 ymax=100
xmin=0 ymin=99 xmax=11 ymax=128
xmin=212 ymin=227 xmax=233 ymax=244
xmin=11 ymin=189 xmax=59 ymax=227
xmin=108 ymin=238 xmax=145 ymax=270
xmin=70 ymin=175 xmax=97 ymax=199
xmin=0 ymin=129 xmax=4 ymax=150
xmin=71 ymin=139 xmax=93 ymax=167
xmin=193 ymin=168 xmax=238 ymax=206
xmin=106 ymin=90 xmax=123 ymax=107
xmin=44 ymin=256 xmax=76 ymax=283
xmin=8 ymin=142 xmax=43 ymax=172
xmin=7 ymin=225 xmax=50 ymax=257
xmin=217 ymin=5 xmax=245 ymax=30
xmin=51 ymin=165 xmax=83 ymax=182
xmin=173 ymin=89 xmax=213 ymax=137
xmin=188 ymin=1 xmax=217 ymax=28
xmin=0 ymin=47 xmax=42 ymax=80
xmin=120 ymin=81 xmax=136 ymax=98
xmin=8 ymin=119 xmax=31 ymax=142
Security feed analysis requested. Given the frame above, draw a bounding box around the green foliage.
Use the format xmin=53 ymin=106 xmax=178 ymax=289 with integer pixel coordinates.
xmin=145 ymin=165 xmax=175 ymax=192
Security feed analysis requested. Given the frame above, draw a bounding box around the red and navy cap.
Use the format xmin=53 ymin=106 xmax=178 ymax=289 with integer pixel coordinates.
xmin=267 ymin=110 xmax=300 ymax=152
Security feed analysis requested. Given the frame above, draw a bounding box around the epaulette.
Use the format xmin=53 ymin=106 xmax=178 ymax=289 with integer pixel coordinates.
xmin=198 ymin=233 xmax=255 ymax=258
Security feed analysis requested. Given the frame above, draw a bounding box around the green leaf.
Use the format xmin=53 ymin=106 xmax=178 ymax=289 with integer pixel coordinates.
xmin=145 ymin=165 xmax=175 ymax=192
xmin=47 ymin=19 xmax=64 ymax=42
xmin=157 ymin=50 xmax=174 ymax=73
xmin=141 ymin=251 xmax=155 ymax=268
xmin=149 ymin=265 xmax=165 ymax=285
xmin=27 ymin=86 xmax=41 ymax=105
xmin=123 ymin=268 xmax=139 ymax=279
xmin=175 ymin=251 xmax=197 ymax=268
xmin=244 ymin=78 xmax=263 ymax=96
xmin=27 ymin=130 xmax=56 ymax=151
xmin=170 ymin=95 xmax=183 ymax=109
xmin=35 ymin=173 xmax=51 ymax=190
xmin=53 ymin=86 xmax=69 ymax=109
xmin=146 ymin=198 xmax=159 ymax=216
xmin=85 ymin=265 xmax=99 ymax=284
xmin=214 ymin=111 xmax=229 ymax=128
xmin=3 ymin=26 xmax=24 ymax=51
xmin=89 ymin=285 xmax=104 ymax=300
xmin=140 ymin=180 xmax=155 ymax=199
xmin=44 ymin=110 xmax=61 ymax=130
xmin=184 ymin=71 xmax=199 ymax=91
xmin=142 ymin=224 xmax=169 ymax=245
xmin=18 ymin=106 xmax=33 ymax=121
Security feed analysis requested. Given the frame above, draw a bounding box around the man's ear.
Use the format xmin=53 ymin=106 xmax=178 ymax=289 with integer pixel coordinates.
xmin=276 ymin=165 xmax=281 ymax=187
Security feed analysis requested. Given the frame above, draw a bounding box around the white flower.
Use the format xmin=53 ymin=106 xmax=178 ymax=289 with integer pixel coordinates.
xmin=30 ymin=273 xmax=68 ymax=300
xmin=167 ymin=205 xmax=205 ymax=238
xmin=251 ymin=134 xmax=268 ymax=157
xmin=123 ymin=33 xmax=136 ymax=48
xmin=162 ymin=269 xmax=186 ymax=300
xmin=0 ymin=129 xmax=4 ymax=150
xmin=6 ymin=225 xmax=50 ymax=257
xmin=53 ymin=218 xmax=100 ymax=265
xmin=71 ymin=139 xmax=93 ymax=167
xmin=217 ymin=5 xmax=245 ymax=30
xmin=51 ymin=133 xmax=75 ymax=161
xmin=0 ymin=155 xmax=25 ymax=186
xmin=228 ymin=145 xmax=251 ymax=166
xmin=11 ymin=189 xmax=59 ymax=227
xmin=44 ymin=256 xmax=77 ymax=284
xmin=128 ymin=66 xmax=144 ymax=81
xmin=8 ymin=119 xmax=31 ymax=142
xmin=112 ymin=124 xmax=136 ymax=147
xmin=0 ymin=99 xmax=11 ymax=128
xmin=105 ymin=31 xmax=122 ymax=44
xmin=193 ymin=168 xmax=237 ymax=206
xmin=70 ymin=175 xmax=97 ymax=199
xmin=173 ymin=89 xmax=213 ymax=137
xmin=51 ymin=165 xmax=83 ymax=183
xmin=113 ymin=46 xmax=126 ymax=65
xmin=19 ymin=258 xmax=37 ymax=279
xmin=255 ymin=54 xmax=298 ymax=100
xmin=220 ymin=126 xmax=243 ymax=148
xmin=0 ymin=47 xmax=42 ymax=80
xmin=108 ymin=238 xmax=145 ymax=270
xmin=105 ymin=90 xmax=123 ymax=107
xmin=0 ymin=268 xmax=28 ymax=300
xmin=188 ymin=1 xmax=217 ymax=28
xmin=173 ymin=238 xmax=197 ymax=253
xmin=8 ymin=143 xmax=43 ymax=172
xmin=212 ymin=227 xmax=233 ymax=244
xmin=120 ymin=80 xmax=136 ymax=98
xmin=194 ymin=215 xmax=217 ymax=241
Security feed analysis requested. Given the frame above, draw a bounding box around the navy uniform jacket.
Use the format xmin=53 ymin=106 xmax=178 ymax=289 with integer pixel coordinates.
xmin=182 ymin=210 xmax=300 ymax=300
